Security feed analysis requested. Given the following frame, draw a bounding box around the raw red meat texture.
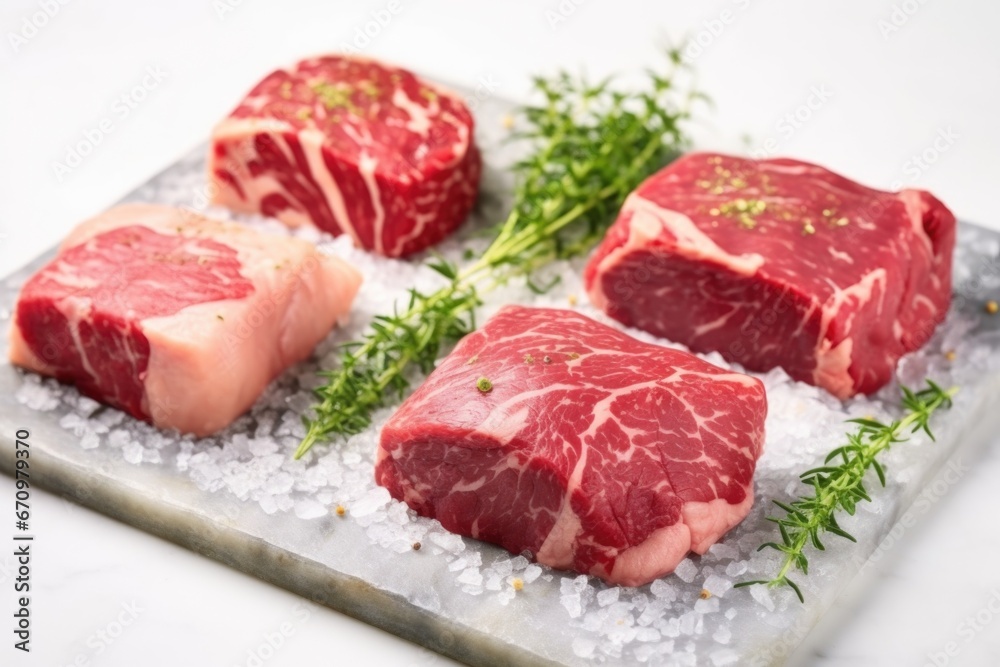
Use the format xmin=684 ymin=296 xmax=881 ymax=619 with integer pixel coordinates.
xmin=209 ymin=54 xmax=481 ymax=257
xmin=585 ymin=152 xmax=956 ymax=399
xmin=376 ymin=306 xmax=767 ymax=586
xmin=9 ymin=204 xmax=361 ymax=436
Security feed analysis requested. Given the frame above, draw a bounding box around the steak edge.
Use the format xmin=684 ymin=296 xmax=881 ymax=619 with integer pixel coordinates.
xmin=585 ymin=152 xmax=956 ymax=398
xmin=209 ymin=54 xmax=481 ymax=257
xmin=376 ymin=306 xmax=767 ymax=586
xmin=9 ymin=203 xmax=361 ymax=436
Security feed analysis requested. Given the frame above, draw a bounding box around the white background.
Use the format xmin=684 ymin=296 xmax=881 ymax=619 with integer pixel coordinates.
xmin=2 ymin=1 xmax=999 ymax=665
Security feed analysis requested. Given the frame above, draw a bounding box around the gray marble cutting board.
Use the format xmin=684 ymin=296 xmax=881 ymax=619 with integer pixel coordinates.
xmin=2 ymin=88 xmax=1000 ymax=667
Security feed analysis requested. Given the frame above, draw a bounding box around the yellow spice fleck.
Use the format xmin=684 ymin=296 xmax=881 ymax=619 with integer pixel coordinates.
xmin=335 ymin=505 xmax=346 ymax=516
xmin=986 ymin=301 xmax=999 ymax=315
xmin=501 ymin=114 xmax=514 ymax=129
xmin=945 ymin=350 xmax=957 ymax=362
xmin=568 ymin=294 xmax=578 ymax=306
xmin=699 ymin=589 xmax=712 ymax=600
xmin=512 ymin=578 xmax=524 ymax=591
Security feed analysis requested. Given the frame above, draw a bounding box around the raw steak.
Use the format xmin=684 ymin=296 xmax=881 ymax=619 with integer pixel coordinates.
xmin=376 ymin=306 xmax=766 ymax=586
xmin=209 ymin=54 xmax=481 ymax=257
xmin=9 ymin=203 xmax=361 ymax=436
xmin=585 ymin=152 xmax=956 ymax=398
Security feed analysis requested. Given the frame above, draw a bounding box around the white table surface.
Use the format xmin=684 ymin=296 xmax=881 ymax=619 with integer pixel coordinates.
xmin=2 ymin=1 xmax=999 ymax=665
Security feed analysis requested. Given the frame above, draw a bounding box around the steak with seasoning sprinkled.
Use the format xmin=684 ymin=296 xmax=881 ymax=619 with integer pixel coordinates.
xmin=209 ymin=54 xmax=481 ymax=257
xmin=585 ymin=152 xmax=956 ymax=398
xmin=8 ymin=204 xmax=361 ymax=436
xmin=376 ymin=306 xmax=767 ymax=586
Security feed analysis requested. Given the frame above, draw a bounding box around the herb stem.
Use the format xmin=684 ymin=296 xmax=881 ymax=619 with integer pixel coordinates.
xmin=296 ymin=53 xmax=696 ymax=459
xmin=736 ymin=380 xmax=957 ymax=602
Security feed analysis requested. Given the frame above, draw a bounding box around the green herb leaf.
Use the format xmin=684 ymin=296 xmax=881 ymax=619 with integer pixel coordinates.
xmin=738 ymin=381 xmax=957 ymax=602
xmin=294 ymin=51 xmax=699 ymax=459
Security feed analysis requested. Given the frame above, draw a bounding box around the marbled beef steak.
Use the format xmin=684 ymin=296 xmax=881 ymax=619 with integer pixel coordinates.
xmin=376 ymin=306 xmax=766 ymax=586
xmin=8 ymin=204 xmax=361 ymax=436
xmin=585 ymin=152 xmax=956 ymax=398
xmin=209 ymin=54 xmax=481 ymax=257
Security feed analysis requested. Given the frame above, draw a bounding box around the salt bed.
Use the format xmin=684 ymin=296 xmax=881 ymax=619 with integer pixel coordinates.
xmin=5 ymin=118 xmax=1000 ymax=666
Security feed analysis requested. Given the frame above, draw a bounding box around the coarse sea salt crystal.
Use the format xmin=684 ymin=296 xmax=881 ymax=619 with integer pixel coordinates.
xmin=711 ymin=648 xmax=739 ymax=666
xmin=678 ymin=611 xmax=699 ymax=635
xmin=750 ymin=584 xmax=776 ymax=612
xmin=265 ymin=472 xmax=294 ymax=495
xmin=491 ymin=558 xmax=513 ymax=578
xmin=107 ymin=430 xmax=130 ymax=449
xmin=638 ymin=600 xmax=668 ymax=627
xmin=59 ymin=413 xmax=87 ymax=436
xmin=522 ymin=563 xmax=542 ymax=583
xmin=635 ymin=627 xmax=661 ymax=642
xmin=703 ymin=574 xmax=734 ymax=599
xmin=560 ymin=574 xmax=588 ymax=595
xmin=429 ymin=532 xmax=465 ymax=555
xmin=76 ymin=396 xmax=101 ymax=415
xmin=510 ymin=555 xmax=530 ymax=571
xmin=674 ymin=559 xmax=699 ymax=583
xmin=258 ymin=494 xmax=278 ymax=515
xmin=122 ymin=442 xmax=143 ymax=465
xmin=650 ymin=579 xmax=677 ymax=601
xmin=706 ymin=543 xmax=739 ymax=561
xmin=457 ymin=567 xmax=483 ymax=587
xmin=484 ymin=571 xmax=503 ymax=591
xmin=351 ymin=486 xmax=391 ymax=517
xmin=293 ymin=498 xmax=327 ymax=520
xmin=15 ymin=378 xmax=61 ymax=411
xmin=561 ymin=593 xmax=583 ymax=618
xmin=633 ymin=644 xmax=657 ymax=662
xmin=597 ymin=588 xmax=620 ymax=607
xmin=660 ymin=617 xmax=681 ymax=638
xmin=725 ymin=561 xmax=748 ymax=577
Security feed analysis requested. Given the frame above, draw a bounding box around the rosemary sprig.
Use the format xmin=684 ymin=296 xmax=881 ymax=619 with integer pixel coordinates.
xmin=295 ymin=51 xmax=698 ymax=459
xmin=735 ymin=380 xmax=957 ymax=602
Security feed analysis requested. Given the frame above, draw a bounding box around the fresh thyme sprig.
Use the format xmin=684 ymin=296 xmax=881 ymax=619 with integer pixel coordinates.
xmin=735 ymin=380 xmax=957 ymax=602
xmin=294 ymin=51 xmax=699 ymax=459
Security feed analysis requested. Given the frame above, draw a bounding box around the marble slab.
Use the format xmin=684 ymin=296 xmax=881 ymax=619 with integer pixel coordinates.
xmin=2 ymin=89 xmax=1000 ymax=667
